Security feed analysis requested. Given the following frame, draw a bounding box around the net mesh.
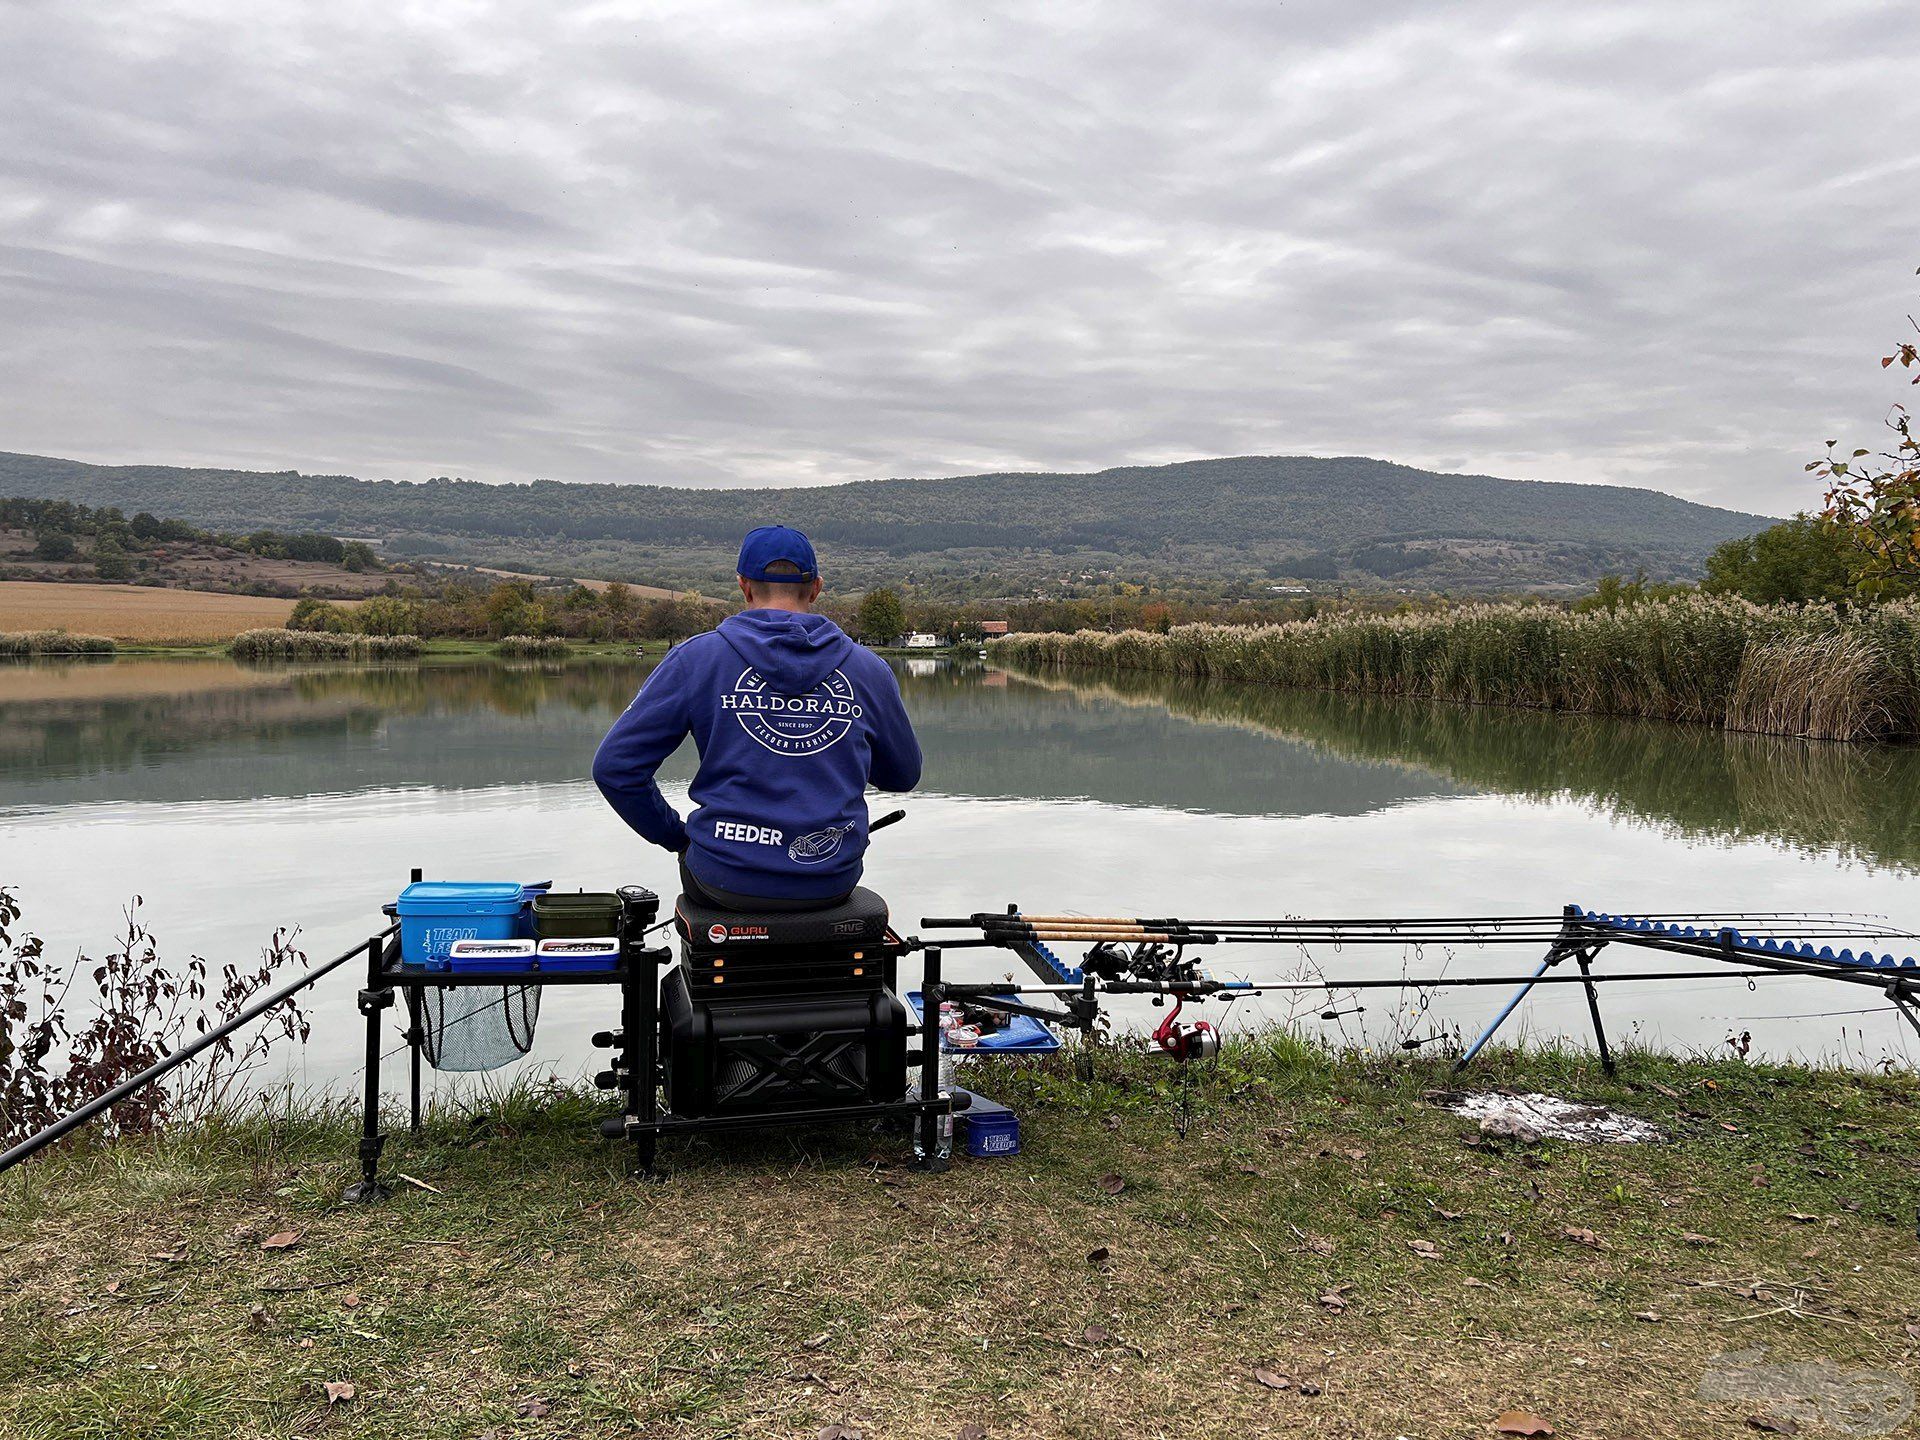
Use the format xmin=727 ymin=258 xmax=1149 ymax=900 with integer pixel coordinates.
xmin=418 ymin=985 xmax=541 ymax=1072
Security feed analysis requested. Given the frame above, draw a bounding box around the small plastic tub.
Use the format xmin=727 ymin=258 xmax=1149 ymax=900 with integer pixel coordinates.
xmin=448 ymin=938 xmax=537 ymax=973
xmin=396 ymin=881 xmax=525 ymax=967
xmin=956 ymin=1090 xmax=1020 ymax=1157
xmin=533 ymin=891 xmax=622 ymax=940
xmin=534 ymin=937 xmax=621 ymax=973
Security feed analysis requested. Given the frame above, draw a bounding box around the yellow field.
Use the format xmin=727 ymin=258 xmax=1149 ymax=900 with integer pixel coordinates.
xmin=0 ymin=581 xmax=314 ymax=643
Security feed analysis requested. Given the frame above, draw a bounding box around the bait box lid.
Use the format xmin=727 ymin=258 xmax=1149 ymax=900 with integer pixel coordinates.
xmin=534 ymin=937 xmax=621 ymax=973
xmin=396 ymin=881 xmax=526 ymax=917
xmin=446 ymin=938 xmax=537 ymax=973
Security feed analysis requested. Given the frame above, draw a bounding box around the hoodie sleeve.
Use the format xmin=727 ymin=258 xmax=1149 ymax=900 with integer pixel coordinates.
xmin=592 ymin=649 xmax=695 ymax=852
xmin=863 ymin=660 xmax=923 ymax=793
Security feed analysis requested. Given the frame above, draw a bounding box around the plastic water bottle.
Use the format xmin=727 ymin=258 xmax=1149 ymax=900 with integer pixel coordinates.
xmin=913 ymin=1045 xmax=957 ymax=1161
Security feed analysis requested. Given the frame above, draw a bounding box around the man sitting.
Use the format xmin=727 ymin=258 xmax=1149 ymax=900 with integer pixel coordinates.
xmin=592 ymin=525 xmax=922 ymax=910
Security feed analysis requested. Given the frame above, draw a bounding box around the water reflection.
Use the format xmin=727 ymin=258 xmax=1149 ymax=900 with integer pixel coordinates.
xmin=1005 ymin=666 xmax=1920 ymax=873
xmin=7 ymin=657 xmax=1920 ymax=872
xmin=0 ymin=656 xmax=1468 ymax=819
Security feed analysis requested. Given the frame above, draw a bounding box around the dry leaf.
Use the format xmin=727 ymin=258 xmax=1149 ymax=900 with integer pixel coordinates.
xmin=1096 ymin=1173 xmax=1125 ymax=1196
xmin=1082 ymin=1323 xmax=1113 ymax=1347
xmin=1464 ymin=1277 xmax=1496 ymax=1290
xmin=516 ymin=1397 xmax=551 ymax=1419
xmin=958 ymin=1425 xmax=988 ymax=1440
xmin=1317 ymin=1287 xmax=1350 ymax=1313
xmin=1492 ymin=1411 xmax=1553 ymax=1436
xmin=1431 ymin=1206 xmax=1464 ymax=1221
xmin=323 ymin=1380 xmax=356 ymax=1405
xmin=566 ymin=1361 xmax=584 ymax=1378
xmin=1634 ymin=1311 xmax=1662 ymax=1323
xmin=1679 ymin=1231 xmax=1715 ymax=1246
xmin=259 ymin=1231 xmax=301 ymax=1251
xmin=1253 ymin=1366 xmax=1292 ymax=1391
xmin=1786 ymin=1212 xmax=1818 ymax=1225
xmin=1408 ymin=1239 xmax=1441 ymax=1259
xmin=1747 ymin=1414 xmax=1799 ymax=1434
xmin=1559 ymin=1226 xmax=1602 ymax=1249
xmin=340 ymin=1292 xmax=362 ymax=1309
xmin=248 ymin=1303 xmax=270 ymax=1330
xmin=102 ymin=1281 xmax=121 ymax=1295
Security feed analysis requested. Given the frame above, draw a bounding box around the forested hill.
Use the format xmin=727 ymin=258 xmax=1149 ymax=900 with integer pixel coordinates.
xmin=0 ymin=451 xmax=1770 ymax=596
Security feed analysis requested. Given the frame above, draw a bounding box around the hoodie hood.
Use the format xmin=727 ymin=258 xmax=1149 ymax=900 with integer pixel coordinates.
xmin=716 ymin=609 xmax=855 ymax=694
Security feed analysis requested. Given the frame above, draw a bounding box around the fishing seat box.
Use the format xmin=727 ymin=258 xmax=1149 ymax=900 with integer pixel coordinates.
xmin=663 ymin=887 xmax=907 ymax=1117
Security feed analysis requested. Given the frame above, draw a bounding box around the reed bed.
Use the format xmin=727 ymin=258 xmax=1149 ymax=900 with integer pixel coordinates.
xmin=0 ymin=629 xmax=117 ymax=656
xmin=491 ymin=633 xmax=574 ymax=657
xmin=228 ymin=627 xmax=424 ymax=661
xmin=994 ymin=596 xmax=1920 ymax=742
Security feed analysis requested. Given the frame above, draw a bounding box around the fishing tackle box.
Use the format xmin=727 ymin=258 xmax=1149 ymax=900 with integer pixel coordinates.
xmin=533 ymin=891 xmax=623 ymax=940
xmin=394 ymin=881 xmax=526 ymax=966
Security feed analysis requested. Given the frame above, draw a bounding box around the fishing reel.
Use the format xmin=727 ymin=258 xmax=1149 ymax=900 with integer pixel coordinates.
xmin=1152 ymin=995 xmax=1219 ymax=1063
xmin=1082 ymin=940 xmax=1202 ymax=987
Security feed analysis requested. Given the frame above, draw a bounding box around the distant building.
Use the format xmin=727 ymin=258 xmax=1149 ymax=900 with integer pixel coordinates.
xmin=978 ymin=620 xmax=1010 ymax=636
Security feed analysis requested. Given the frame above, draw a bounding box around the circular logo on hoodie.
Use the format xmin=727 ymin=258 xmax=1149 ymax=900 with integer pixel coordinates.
xmin=724 ymin=667 xmax=862 ymax=756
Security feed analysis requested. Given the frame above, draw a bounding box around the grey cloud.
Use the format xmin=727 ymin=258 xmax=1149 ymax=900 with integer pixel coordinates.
xmin=1 ymin=0 xmax=1916 ymax=514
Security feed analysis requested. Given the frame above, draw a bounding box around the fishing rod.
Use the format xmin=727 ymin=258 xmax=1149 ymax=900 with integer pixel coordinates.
xmin=0 ymin=925 xmax=399 ymax=1179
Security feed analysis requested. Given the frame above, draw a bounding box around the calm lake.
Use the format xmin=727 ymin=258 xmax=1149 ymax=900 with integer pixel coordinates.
xmin=5 ymin=653 xmax=1920 ymax=1093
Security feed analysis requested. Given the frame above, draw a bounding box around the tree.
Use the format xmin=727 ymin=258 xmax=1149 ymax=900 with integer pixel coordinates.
xmin=1701 ymin=516 xmax=1859 ymax=604
xmin=32 ymin=532 xmax=76 ymax=562
xmin=340 ymin=541 xmax=378 ymax=573
xmin=130 ymin=511 xmax=162 ymax=541
xmin=1809 ymin=273 xmax=1920 ymax=595
xmin=287 ymin=597 xmax=351 ymax=633
xmin=354 ymin=595 xmax=423 ymax=636
xmin=853 ymin=588 xmax=907 ymax=644
xmin=93 ymin=544 xmax=133 ymax=582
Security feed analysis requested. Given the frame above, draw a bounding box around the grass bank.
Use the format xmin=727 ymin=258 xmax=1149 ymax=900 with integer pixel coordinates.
xmin=4 ymin=1040 xmax=1918 ymax=1438
xmin=996 ymin=597 xmax=1920 ymax=742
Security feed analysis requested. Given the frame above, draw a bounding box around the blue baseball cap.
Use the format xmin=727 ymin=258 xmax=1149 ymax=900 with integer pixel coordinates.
xmin=737 ymin=525 xmax=818 ymax=583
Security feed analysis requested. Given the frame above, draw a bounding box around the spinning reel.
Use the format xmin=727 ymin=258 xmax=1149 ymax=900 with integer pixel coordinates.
xmin=1082 ymin=941 xmax=1221 ymax=1063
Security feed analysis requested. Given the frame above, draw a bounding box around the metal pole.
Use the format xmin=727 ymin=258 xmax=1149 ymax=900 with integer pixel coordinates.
xmin=1453 ymin=952 xmax=1557 ymax=1074
xmin=917 ymin=948 xmax=948 ymax=1170
xmin=1576 ymin=949 xmax=1616 ymax=1075
xmin=343 ymin=934 xmax=393 ymax=1203
xmin=407 ymin=865 xmax=425 ymax=1135
xmin=0 ymin=926 xmax=394 ymax=1178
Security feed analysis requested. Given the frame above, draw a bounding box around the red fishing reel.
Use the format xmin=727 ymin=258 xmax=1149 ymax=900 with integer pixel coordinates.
xmin=1152 ymin=995 xmax=1219 ymax=1062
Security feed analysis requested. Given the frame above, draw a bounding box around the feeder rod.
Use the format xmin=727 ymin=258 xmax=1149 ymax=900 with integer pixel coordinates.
xmin=0 ymin=925 xmax=398 ymax=1179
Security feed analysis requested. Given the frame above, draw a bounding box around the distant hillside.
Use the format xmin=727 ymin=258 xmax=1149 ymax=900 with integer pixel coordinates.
xmin=0 ymin=452 xmax=1770 ymax=597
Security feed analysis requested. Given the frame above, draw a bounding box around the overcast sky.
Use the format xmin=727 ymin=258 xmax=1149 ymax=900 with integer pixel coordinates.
xmin=2 ymin=2 xmax=1916 ymax=515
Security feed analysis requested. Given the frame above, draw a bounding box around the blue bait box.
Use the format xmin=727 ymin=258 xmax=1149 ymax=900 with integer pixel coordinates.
xmin=447 ymin=938 xmax=536 ymax=972
xmin=534 ymin=937 xmax=621 ymax=974
xmin=395 ymin=881 xmax=526 ymax=967
xmin=955 ymin=1088 xmax=1020 ymax=1158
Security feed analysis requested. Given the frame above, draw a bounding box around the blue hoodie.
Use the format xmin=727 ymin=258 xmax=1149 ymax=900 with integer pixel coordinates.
xmin=592 ymin=610 xmax=922 ymax=900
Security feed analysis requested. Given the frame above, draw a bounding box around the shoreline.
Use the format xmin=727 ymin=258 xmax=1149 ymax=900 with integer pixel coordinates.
xmin=4 ymin=1037 xmax=1916 ymax=1436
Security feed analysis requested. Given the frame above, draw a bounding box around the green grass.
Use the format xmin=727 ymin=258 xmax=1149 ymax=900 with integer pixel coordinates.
xmin=4 ymin=1041 xmax=1919 ymax=1437
xmin=996 ymin=596 xmax=1920 ymax=741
